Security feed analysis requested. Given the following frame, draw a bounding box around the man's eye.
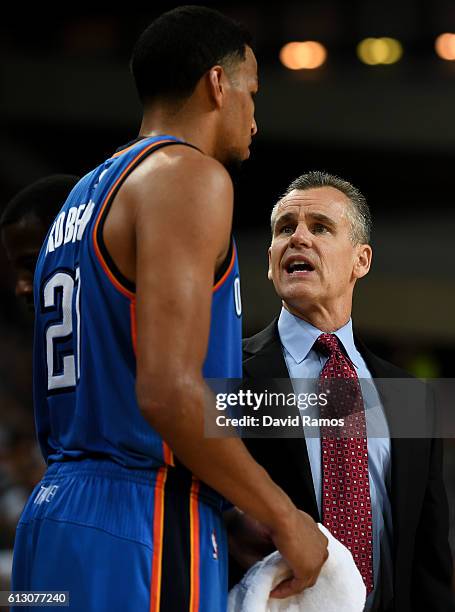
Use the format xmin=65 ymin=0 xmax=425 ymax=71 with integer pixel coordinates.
xmin=280 ymin=225 xmax=293 ymax=234
xmin=20 ymin=257 xmax=38 ymax=273
xmin=313 ymin=223 xmax=328 ymax=234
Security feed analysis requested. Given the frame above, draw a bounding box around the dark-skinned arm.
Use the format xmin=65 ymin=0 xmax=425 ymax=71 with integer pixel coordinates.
xmin=131 ymin=150 xmax=328 ymax=598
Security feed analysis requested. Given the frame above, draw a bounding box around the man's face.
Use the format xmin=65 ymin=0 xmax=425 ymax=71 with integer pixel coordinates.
xmin=1 ymin=214 xmax=47 ymax=311
xmin=268 ymin=187 xmax=371 ymax=316
xmin=219 ymin=45 xmax=258 ymax=167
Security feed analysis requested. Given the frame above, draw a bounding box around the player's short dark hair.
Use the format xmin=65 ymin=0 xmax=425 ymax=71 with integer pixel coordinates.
xmin=130 ymin=5 xmax=252 ymax=105
xmin=0 ymin=175 xmax=80 ymax=231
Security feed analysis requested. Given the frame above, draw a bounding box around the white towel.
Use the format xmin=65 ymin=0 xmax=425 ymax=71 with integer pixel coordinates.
xmin=228 ymin=524 xmax=366 ymax=612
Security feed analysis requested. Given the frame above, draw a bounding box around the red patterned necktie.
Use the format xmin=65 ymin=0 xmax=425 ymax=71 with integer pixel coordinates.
xmin=315 ymin=332 xmax=374 ymax=594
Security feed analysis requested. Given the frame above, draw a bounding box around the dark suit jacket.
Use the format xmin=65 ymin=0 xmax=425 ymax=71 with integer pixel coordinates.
xmin=232 ymin=318 xmax=454 ymax=612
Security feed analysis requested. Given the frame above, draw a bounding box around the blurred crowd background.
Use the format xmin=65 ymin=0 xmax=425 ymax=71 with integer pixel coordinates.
xmin=1 ymin=0 xmax=454 ymax=592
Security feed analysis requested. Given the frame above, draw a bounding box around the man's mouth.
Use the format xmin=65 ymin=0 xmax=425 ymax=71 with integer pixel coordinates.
xmin=21 ymin=296 xmax=35 ymax=313
xmin=285 ymin=259 xmax=315 ymax=275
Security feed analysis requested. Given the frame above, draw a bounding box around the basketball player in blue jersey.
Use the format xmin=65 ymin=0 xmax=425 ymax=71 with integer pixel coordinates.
xmin=12 ymin=6 xmax=328 ymax=611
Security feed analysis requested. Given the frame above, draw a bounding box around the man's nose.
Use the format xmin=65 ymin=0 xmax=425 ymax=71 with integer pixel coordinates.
xmin=251 ymin=117 xmax=258 ymax=136
xmin=290 ymin=224 xmax=312 ymax=248
xmin=15 ymin=277 xmax=33 ymax=300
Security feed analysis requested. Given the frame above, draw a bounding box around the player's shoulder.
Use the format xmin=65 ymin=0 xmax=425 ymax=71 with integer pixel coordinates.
xmin=124 ymin=143 xmax=234 ymax=230
xmin=131 ymin=142 xmax=232 ymax=195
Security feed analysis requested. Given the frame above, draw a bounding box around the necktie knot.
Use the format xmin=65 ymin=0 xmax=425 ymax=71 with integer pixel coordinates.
xmin=314 ymin=332 xmax=340 ymax=357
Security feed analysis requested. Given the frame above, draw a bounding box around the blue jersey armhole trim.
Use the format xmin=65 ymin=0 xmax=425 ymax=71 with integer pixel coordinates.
xmin=94 ymin=140 xmax=200 ymax=296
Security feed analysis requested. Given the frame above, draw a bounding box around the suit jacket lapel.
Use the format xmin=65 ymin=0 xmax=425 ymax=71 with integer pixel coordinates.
xmin=354 ymin=337 xmax=417 ymax=568
xmin=243 ymin=319 xmax=320 ymax=520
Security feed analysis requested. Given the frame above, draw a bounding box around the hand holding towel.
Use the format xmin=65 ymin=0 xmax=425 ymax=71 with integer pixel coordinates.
xmin=228 ymin=524 xmax=366 ymax=612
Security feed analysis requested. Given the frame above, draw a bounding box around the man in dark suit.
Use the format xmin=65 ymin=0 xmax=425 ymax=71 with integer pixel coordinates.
xmin=230 ymin=171 xmax=454 ymax=611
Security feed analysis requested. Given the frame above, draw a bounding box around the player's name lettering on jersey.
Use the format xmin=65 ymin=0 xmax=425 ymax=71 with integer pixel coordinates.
xmin=46 ymin=201 xmax=95 ymax=256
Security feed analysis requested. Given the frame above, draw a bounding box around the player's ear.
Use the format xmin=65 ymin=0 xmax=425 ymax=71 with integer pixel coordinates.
xmin=207 ymin=66 xmax=225 ymax=109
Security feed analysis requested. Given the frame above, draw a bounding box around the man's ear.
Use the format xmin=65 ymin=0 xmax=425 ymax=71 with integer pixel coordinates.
xmin=267 ymin=246 xmax=273 ymax=281
xmin=353 ymin=244 xmax=372 ymax=280
xmin=207 ymin=65 xmax=225 ymax=109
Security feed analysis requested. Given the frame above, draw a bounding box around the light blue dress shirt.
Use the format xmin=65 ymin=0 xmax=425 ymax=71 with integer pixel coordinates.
xmin=278 ymin=307 xmax=393 ymax=611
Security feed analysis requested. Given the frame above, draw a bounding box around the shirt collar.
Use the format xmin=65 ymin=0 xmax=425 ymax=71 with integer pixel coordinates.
xmin=277 ymin=306 xmax=358 ymax=367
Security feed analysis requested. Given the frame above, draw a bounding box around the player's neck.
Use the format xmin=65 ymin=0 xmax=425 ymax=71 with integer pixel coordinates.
xmin=138 ymin=107 xmax=215 ymax=158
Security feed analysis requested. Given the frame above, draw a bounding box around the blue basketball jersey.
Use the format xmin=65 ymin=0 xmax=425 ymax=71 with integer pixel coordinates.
xmin=33 ymin=135 xmax=242 ymax=473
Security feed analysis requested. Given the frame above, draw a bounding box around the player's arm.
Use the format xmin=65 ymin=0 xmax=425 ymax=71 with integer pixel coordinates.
xmin=224 ymin=506 xmax=275 ymax=569
xmin=133 ymin=151 xmax=328 ymax=596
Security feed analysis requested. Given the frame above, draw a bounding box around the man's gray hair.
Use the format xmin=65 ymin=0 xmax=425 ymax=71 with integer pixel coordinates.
xmin=270 ymin=171 xmax=372 ymax=244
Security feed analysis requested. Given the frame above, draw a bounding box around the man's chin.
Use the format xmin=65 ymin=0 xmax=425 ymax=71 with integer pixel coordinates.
xmin=19 ymin=299 xmax=35 ymax=317
xmin=224 ymin=156 xmax=245 ymax=180
xmin=280 ymin=287 xmax=315 ymax=307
